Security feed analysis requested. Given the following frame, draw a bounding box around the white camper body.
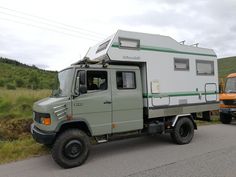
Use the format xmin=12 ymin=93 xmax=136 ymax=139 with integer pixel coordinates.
xmin=85 ymin=30 xmax=219 ymax=119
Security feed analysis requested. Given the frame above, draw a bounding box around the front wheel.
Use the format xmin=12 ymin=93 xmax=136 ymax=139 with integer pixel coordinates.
xmin=220 ymin=113 xmax=232 ymax=124
xmin=52 ymin=129 xmax=90 ymax=168
xmin=171 ymin=117 xmax=194 ymax=145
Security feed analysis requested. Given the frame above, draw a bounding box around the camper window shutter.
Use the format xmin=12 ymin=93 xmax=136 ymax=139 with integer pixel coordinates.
xmin=118 ymin=37 xmax=140 ymax=50
xmin=174 ymin=58 xmax=189 ymax=71
xmin=196 ymin=60 xmax=214 ymax=75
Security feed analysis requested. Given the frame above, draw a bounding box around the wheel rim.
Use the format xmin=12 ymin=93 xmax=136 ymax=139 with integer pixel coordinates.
xmin=179 ymin=123 xmax=190 ymax=138
xmin=64 ymin=140 xmax=82 ymax=159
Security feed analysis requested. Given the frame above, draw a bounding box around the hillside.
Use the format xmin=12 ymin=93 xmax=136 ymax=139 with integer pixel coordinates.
xmin=0 ymin=57 xmax=57 ymax=89
xmin=0 ymin=56 xmax=235 ymax=89
xmin=218 ymin=56 xmax=236 ymax=79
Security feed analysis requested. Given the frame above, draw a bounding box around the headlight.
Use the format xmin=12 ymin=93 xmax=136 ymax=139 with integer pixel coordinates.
xmin=41 ymin=117 xmax=51 ymax=125
xmin=34 ymin=112 xmax=51 ymax=125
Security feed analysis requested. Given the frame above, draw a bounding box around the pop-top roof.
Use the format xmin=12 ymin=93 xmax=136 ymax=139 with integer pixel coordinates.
xmin=76 ymin=30 xmax=217 ymax=64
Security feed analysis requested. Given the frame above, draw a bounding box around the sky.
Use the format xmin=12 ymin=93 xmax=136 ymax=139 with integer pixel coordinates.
xmin=0 ymin=0 xmax=235 ymax=71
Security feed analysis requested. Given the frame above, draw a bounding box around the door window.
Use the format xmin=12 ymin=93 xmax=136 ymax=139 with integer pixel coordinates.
xmin=116 ymin=71 xmax=136 ymax=89
xmin=87 ymin=71 xmax=107 ymax=91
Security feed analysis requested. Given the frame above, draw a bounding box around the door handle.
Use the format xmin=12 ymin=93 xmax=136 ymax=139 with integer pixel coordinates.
xmin=104 ymin=101 xmax=112 ymax=104
xmin=74 ymin=102 xmax=83 ymax=106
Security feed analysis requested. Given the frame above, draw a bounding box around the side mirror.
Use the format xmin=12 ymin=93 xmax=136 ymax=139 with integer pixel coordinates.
xmin=79 ymin=85 xmax=87 ymax=94
xmin=80 ymin=71 xmax=86 ymax=85
xmin=74 ymin=76 xmax=87 ymax=96
xmin=219 ymin=84 xmax=223 ymax=94
xmin=219 ymin=80 xmax=225 ymax=94
xmin=51 ymin=89 xmax=60 ymax=97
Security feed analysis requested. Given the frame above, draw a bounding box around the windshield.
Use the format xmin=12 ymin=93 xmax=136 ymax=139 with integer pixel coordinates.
xmin=53 ymin=68 xmax=73 ymax=97
xmin=225 ymin=77 xmax=236 ymax=93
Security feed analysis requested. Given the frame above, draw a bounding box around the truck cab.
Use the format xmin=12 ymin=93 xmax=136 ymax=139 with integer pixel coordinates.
xmin=220 ymin=73 xmax=236 ymax=124
xmin=32 ymin=64 xmax=143 ymax=138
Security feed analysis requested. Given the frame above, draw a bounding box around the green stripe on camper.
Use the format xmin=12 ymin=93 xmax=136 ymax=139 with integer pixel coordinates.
xmin=111 ymin=44 xmax=217 ymax=57
xmin=143 ymin=91 xmax=217 ymax=98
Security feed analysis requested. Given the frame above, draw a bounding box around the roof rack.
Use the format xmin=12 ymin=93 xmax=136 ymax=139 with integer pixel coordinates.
xmin=179 ymin=40 xmax=185 ymax=45
xmin=190 ymin=43 xmax=199 ymax=47
xmin=72 ymin=57 xmax=108 ymax=68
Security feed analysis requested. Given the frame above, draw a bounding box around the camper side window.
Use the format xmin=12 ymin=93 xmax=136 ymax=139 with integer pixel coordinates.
xmin=174 ymin=58 xmax=189 ymax=71
xmin=96 ymin=40 xmax=110 ymax=53
xmin=196 ymin=60 xmax=214 ymax=75
xmin=116 ymin=71 xmax=136 ymax=89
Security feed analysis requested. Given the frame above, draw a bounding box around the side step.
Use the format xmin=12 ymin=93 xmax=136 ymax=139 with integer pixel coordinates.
xmin=94 ymin=130 xmax=144 ymax=144
xmin=97 ymin=139 xmax=108 ymax=143
xmin=95 ymin=135 xmax=108 ymax=144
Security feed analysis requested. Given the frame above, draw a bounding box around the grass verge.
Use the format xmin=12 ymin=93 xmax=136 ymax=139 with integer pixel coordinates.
xmin=0 ymin=136 xmax=49 ymax=165
xmin=0 ymin=88 xmax=51 ymax=119
xmin=195 ymin=116 xmax=220 ymax=126
xmin=0 ymin=88 xmax=51 ymax=165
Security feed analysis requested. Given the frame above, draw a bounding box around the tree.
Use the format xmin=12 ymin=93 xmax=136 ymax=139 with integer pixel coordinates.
xmin=28 ymin=72 xmax=40 ymax=89
xmin=0 ymin=79 xmax=4 ymax=87
xmin=15 ymin=78 xmax=24 ymax=87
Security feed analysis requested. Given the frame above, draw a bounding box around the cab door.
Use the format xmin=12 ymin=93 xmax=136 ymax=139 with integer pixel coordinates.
xmin=111 ymin=69 xmax=143 ymax=133
xmin=72 ymin=69 xmax=112 ymax=136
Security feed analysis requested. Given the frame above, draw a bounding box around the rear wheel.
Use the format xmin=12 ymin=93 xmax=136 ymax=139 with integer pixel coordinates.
xmin=220 ymin=113 xmax=232 ymax=124
xmin=171 ymin=117 xmax=194 ymax=144
xmin=52 ymin=129 xmax=90 ymax=168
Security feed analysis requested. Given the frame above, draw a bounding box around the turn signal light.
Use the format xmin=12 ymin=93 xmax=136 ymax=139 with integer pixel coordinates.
xmin=42 ymin=117 xmax=51 ymax=125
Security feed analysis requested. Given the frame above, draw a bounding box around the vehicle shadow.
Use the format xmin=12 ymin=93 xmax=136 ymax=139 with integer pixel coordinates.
xmin=87 ymin=134 xmax=173 ymax=163
xmin=229 ymin=120 xmax=236 ymax=125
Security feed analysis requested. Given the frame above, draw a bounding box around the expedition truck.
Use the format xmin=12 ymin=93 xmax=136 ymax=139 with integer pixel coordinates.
xmin=220 ymin=73 xmax=236 ymax=124
xmin=31 ymin=30 xmax=219 ymax=168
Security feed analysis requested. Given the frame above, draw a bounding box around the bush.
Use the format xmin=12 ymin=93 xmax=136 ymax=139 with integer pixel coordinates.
xmin=0 ymin=97 xmax=12 ymax=114
xmin=0 ymin=80 xmax=4 ymax=87
xmin=15 ymin=78 xmax=24 ymax=87
xmin=15 ymin=96 xmax=35 ymax=117
xmin=28 ymin=72 xmax=40 ymax=90
xmin=6 ymin=83 xmax=16 ymax=90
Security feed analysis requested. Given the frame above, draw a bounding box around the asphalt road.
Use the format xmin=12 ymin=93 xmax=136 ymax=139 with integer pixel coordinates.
xmin=1 ymin=123 xmax=236 ymax=177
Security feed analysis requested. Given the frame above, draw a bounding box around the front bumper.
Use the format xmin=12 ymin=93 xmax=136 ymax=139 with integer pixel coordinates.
xmin=31 ymin=124 xmax=56 ymax=145
xmin=220 ymin=108 xmax=236 ymax=116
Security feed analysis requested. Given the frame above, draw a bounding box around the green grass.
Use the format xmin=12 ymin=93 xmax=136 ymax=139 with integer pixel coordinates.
xmin=0 ymin=136 xmax=49 ymax=164
xmin=0 ymin=57 xmax=57 ymax=89
xmin=218 ymin=56 xmax=236 ymax=79
xmin=0 ymin=88 xmax=51 ymax=119
xmin=195 ymin=116 xmax=220 ymax=126
xmin=0 ymin=88 xmax=51 ymax=164
xmin=0 ymin=88 xmax=51 ymax=141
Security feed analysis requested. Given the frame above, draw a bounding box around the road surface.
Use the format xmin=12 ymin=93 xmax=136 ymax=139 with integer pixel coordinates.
xmin=0 ymin=123 xmax=236 ymax=177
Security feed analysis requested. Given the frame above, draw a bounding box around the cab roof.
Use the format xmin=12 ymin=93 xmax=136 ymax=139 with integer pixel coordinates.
xmin=60 ymin=64 xmax=139 ymax=72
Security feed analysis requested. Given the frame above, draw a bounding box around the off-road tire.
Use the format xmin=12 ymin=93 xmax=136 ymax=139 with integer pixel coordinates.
xmin=171 ymin=117 xmax=194 ymax=145
xmin=52 ymin=129 xmax=90 ymax=168
xmin=220 ymin=113 xmax=232 ymax=124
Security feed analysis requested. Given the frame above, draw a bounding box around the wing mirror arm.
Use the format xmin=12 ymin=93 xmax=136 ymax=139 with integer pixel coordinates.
xmin=74 ymin=76 xmax=87 ymax=97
